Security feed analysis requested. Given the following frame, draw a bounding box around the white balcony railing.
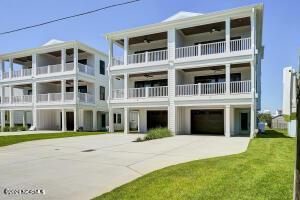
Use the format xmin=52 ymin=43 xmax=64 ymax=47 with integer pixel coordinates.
xmin=65 ymin=92 xmax=74 ymax=101
xmin=78 ymin=63 xmax=95 ymax=76
xmin=2 ymin=97 xmax=10 ymax=104
xmin=12 ymin=68 xmax=32 ymax=78
xmin=230 ymin=37 xmax=251 ymax=52
xmin=148 ymin=86 xmax=168 ymax=97
xmin=176 ymin=82 xmax=226 ymax=96
xmin=175 ymin=38 xmax=251 ymax=59
xmin=230 ymin=80 xmax=251 ymax=94
xmin=128 ymin=87 xmax=146 ymax=98
xmin=36 ymin=66 xmax=49 ymax=75
xmin=112 ymin=57 xmax=124 ymax=66
xmin=66 ymin=63 xmax=74 ymax=71
xmin=79 ymin=93 xmax=95 ymax=104
xmin=112 ymin=89 xmax=124 ymax=99
xmin=3 ymin=72 xmax=9 ymax=79
xmin=37 ymin=93 xmax=62 ymax=102
xmin=12 ymin=95 xmax=32 ymax=104
xmin=127 ymin=49 xmax=168 ymax=65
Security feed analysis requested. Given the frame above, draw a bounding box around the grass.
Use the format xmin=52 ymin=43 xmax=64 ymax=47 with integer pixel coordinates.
xmin=0 ymin=131 xmax=106 ymax=147
xmin=135 ymin=128 xmax=172 ymax=142
xmin=94 ymin=129 xmax=296 ymax=200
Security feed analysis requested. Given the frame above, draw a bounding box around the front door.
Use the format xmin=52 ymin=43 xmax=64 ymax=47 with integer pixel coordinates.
xmin=130 ymin=111 xmax=139 ymax=132
xmin=240 ymin=111 xmax=250 ymax=134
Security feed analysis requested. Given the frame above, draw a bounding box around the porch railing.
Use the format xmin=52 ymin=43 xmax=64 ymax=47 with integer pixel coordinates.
xmin=79 ymin=93 xmax=94 ymax=103
xmin=230 ymin=80 xmax=251 ymax=94
xmin=12 ymin=68 xmax=32 ymax=78
xmin=128 ymin=87 xmax=145 ymax=98
xmin=3 ymin=72 xmax=9 ymax=79
xmin=230 ymin=37 xmax=251 ymax=52
xmin=112 ymin=57 xmax=124 ymax=66
xmin=12 ymin=95 xmax=32 ymax=104
xmin=148 ymin=86 xmax=168 ymax=97
xmin=112 ymin=89 xmax=124 ymax=99
xmin=65 ymin=63 xmax=74 ymax=71
xmin=2 ymin=97 xmax=9 ymax=104
xmin=65 ymin=92 xmax=74 ymax=101
xmin=175 ymin=38 xmax=251 ymax=59
xmin=127 ymin=49 xmax=168 ymax=65
xmin=78 ymin=63 xmax=95 ymax=76
xmin=37 ymin=93 xmax=62 ymax=102
xmin=176 ymin=82 xmax=226 ymax=96
xmin=128 ymin=52 xmax=146 ymax=64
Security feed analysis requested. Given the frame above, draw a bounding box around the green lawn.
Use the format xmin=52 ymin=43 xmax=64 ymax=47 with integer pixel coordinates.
xmin=94 ymin=129 xmax=295 ymax=200
xmin=0 ymin=132 xmax=106 ymax=147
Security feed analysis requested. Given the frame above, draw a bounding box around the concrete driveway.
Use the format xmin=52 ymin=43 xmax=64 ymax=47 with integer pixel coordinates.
xmin=0 ymin=134 xmax=249 ymax=200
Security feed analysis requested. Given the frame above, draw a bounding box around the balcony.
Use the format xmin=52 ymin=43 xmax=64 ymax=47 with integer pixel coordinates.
xmin=0 ymin=95 xmax=32 ymax=105
xmin=37 ymin=93 xmax=62 ymax=102
xmin=175 ymin=38 xmax=251 ymax=60
xmin=78 ymin=63 xmax=95 ymax=76
xmin=112 ymin=86 xmax=168 ymax=99
xmin=79 ymin=93 xmax=95 ymax=104
xmin=176 ymin=80 xmax=251 ymax=97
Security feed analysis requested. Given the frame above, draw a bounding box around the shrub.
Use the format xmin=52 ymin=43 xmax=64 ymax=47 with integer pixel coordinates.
xmin=18 ymin=126 xmax=28 ymax=131
xmin=135 ymin=128 xmax=173 ymax=142
xmin=3 ymin=126 xmax=10 ymax=132
xmin=9 ymin=126 xmax=18 ymax=132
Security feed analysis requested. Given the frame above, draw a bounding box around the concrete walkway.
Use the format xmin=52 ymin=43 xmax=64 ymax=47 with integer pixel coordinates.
xmin=0 ymin=134 xmax=250 ymax=200
xmin=0 ymin=130 xmax=62 ymax=136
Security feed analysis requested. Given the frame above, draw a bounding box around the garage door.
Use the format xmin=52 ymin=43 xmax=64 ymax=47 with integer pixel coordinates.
xmin=147 ymin=111 xmax=168 ymax=130
xmin=191 ymin=110 xmax=224 ymax=135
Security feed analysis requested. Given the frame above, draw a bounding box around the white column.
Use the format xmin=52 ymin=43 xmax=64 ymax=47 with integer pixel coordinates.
xmin=124 ymin=37 xmax=128 ymax=65
xmin=168 ymin=105 xmax=176 ymax=134
xmin=250 ymin=103 xmax=256 ymax=138
xmin=9 ymin=58 xmax=13 ymax=79
xmin=61 ymin=109 xmax=66 ymax=132
xmin=22 ymin=111 xmax=26 ymax=127
xmin=61 ymin=80 xmax=65 ymax=102
xmin=124 ymin=107 xmax=129 ymax=134
xmin=108 ymin=40 xmax=114 ymax=67
xmin=61 ymin=48 xmax=66 ymax=72
xmin=9 ymin=110 xmax=14 ymax=127
xmin=9 ymin=85 xmax=13 ymax=104
xmin=74 ymin=46 xmax=78 ymax=72
xmin=1 ymin=110 xmax=5 ymax=130
xmin=93 ymin=109 xmax=97 ymax=131
xmin=79 ymin=109 xmax=84 ymax=128
xmin=251 ymin=8 xmax=256 ymax=50
xmin=167 ymin=28 xmax=176 ymax=62
xmin=74 ymin=108 xmax=78 ymax=132
xmin=137 ymin=111 xmax=140 ymax=133
xmin=225 ymin=17 xmax=231 ymax=53
xmin=226 ymin=64 xmax=230 ymax=95
xmin=225 ymin=105 xmax=231 ymax=138
xmin=0 ymin=60 xmax=4 ymax=80
xmin=0 ymin=86 xmax=4 ymax=104
xmin=109 ymin=108 xmax=114 ymax=132
xmin=32 ymin=53 xmax=37 ymax=76
xmin=124 ymin=73 xmax=128 ymax=99
xmin=74 ymin=78 xmax=78 ymax=102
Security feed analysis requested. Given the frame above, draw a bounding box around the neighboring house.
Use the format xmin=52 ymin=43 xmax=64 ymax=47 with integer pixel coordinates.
xmin=105 ymin=4 xmax=264 ymax=137
xmin=0 ymin=40 xmax=109 ymax=131
xmin=271 ymin=115 xmax=287 ymax=129
xmin=282 ymin=66 xmax=297 ymax=137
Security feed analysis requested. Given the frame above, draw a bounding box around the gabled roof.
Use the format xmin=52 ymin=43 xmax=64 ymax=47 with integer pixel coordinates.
xmin=42 ymin=39 xmax=65 ymax=46
xmin=162 ymin=11 xmax=202 ymax=22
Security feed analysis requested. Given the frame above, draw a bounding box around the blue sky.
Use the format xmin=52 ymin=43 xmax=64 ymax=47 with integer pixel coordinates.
xmin=0 ymin=0 xmax=299 ymax=113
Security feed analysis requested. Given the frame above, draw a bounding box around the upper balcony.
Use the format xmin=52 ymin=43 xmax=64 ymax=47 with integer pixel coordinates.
xmin=0 ymin=47 xmax=96 ymax=82
xmin=109 ymin=16 xmax=254 ymax=70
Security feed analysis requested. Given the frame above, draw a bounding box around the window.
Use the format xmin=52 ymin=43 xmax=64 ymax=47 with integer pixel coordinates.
xmin=113 ymin=113 xmax=121 ymax=124
xmin=100 ymin=86 xmax=105 ymax=100
xmin=79 ymin=59 xmax=87 ymax=65
xmin=100 ymin=60 xmax=105 ymax=75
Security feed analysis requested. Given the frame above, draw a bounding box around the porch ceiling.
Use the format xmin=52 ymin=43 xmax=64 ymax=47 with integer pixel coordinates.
xmin=129 ymin=71 xmax=168 ymax=78
xmin=180 ymin=17 xmax=250 ymax=36
xmin=14 ymin=56 xmax=32 ymax=64
xmin=116 ymin=32 xmax=168 ymax=46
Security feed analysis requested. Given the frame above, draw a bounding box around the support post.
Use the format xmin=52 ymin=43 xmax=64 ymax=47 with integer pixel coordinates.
xmin=93 ymin=109 xmax=97 ymax=131
xmin=225 ymin=105 xmax=231 ymax=138
xmin=226 ymin=64 xmax=231 ymax=95
xmin=124 ymin=73 xmax=128 ymax=99
xmin=225 ymin=17 xmax=231 ymax=53
xmin=74 ymin=46 xmax=78 ymax=72
xmin=62 ymin=109 xmax=66 ymax=132
xmin=9 ymin=58 xmax=13 ymax=79
xmin=1 ymin=110 xmax=5 ymax=130
xmin=32 ymin=53 xmax=37 ymax=76
xmin=124 ymin=107 xmax=129 ymax=134
xmin=0 ymin=60 xmax=4 ymax=80
xmin=74 ymin=108 xmax=78 ymax=132
xmin=109 ymin=108 xmax=114 ymax=132
xmin=124 ymin=37 xmax=128 ymax=65
xmin=61 ymin=80 xmax=66 ymax=102
xmin=9 ymin=85 xmax=13 ymax=104
xmin=9 ymin=110 xmax=14 ymax=128
xmin=61 ymin=48 xmax=66 ymax=72
xmin=74 ymin=78 xmax=78 ymax=102
xmin=22 ymin=111 xmax=26 ymax=127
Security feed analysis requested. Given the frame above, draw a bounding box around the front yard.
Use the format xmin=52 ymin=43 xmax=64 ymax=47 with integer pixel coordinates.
xmin=94 ymin=129 xmax=295 ymax=200
xmin=0 ymin=132 xmax=106 ymax=147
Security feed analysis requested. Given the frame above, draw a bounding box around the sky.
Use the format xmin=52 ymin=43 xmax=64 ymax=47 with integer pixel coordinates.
xmin=0 ymin=0 xmax=299 ymax=114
